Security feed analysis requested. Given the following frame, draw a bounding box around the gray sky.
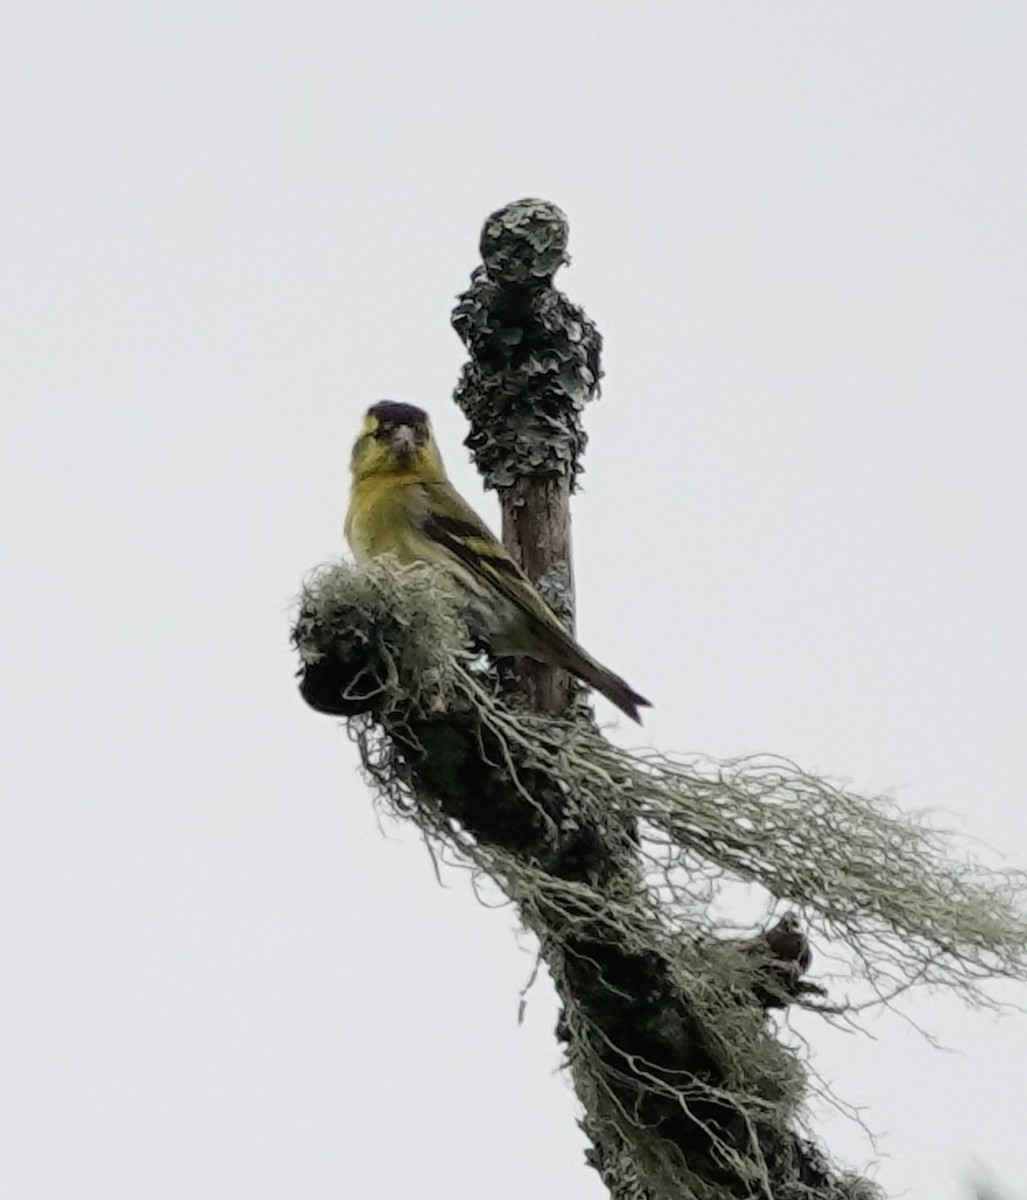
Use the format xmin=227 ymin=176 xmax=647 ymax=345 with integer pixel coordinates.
xmin=2 ymin=2 xmax=1026 ymax=1197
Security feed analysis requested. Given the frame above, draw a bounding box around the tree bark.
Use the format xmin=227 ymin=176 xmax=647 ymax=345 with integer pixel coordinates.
xmin=500 ymin=473 xmax=575 ymax=716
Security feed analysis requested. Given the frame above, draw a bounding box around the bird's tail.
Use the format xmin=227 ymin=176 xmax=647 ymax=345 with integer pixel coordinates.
xmin=569 ymin=649 xmax=651 ymax=724
xmin=533 ymin=622 xmax=651 ymax=723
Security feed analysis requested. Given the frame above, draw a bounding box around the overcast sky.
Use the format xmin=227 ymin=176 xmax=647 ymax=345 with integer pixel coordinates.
xmin=2 ymin=3 xmax=1026 ymax=1198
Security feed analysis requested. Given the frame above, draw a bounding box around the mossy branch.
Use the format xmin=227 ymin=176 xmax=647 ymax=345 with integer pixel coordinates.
xmin=293 ymin=559 xmax=1027 ymax=1200
xmin=302 ymin=200 xmax=1026 ymax=1200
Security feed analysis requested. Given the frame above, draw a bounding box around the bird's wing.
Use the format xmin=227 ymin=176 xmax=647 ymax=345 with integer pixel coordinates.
xmin=417 ymin=482 xmax=562 ymax=634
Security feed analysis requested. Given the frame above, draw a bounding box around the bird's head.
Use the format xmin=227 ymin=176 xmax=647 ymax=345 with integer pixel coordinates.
xmin=351 ymin=401 xmax=444 ymax=481
xmin=776 ymin=911 xmax=802 ymax=934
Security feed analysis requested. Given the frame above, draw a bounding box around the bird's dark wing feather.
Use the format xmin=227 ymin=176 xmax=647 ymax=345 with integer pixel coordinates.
xmin=419 ymin=484 xmax=566 ymax=637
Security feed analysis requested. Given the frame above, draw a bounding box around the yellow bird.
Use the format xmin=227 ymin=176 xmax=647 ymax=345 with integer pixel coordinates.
xmin=345 ymin=400 xmax=650 ymax=723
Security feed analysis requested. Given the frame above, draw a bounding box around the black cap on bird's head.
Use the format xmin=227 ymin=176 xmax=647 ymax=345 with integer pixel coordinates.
xmin=366 ymin=400 xmax=429 ymax=428
xmin=354 ymin=400 xmax=438 ymax=474
xmin=366 ymin=401 xmax=430 ymax=454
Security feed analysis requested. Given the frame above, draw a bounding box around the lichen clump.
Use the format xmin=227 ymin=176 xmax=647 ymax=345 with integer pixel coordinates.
xmin=451 ymin=198 xmax=603 ymax=490
xmin=293 ymin=557 xmax=469 ymax=718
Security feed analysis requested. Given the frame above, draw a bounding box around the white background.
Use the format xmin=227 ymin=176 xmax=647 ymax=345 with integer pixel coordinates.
xmin=2 ymin=3 xmax=1025 ymax=1197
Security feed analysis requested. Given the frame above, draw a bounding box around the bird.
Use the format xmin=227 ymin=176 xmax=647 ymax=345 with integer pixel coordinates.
xmin=738 ymin=910 xmax=825 ymax=1009
xmin=344 ymin=400 xmax=650 ymax=722
xmin=762 ymin=911 xmax=812 ymax=975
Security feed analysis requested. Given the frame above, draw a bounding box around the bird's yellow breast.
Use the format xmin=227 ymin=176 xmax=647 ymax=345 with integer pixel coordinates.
xmin=344 ymin=473 xmax=490 ymax=605
xmin=345 ymin=475 xmax=426 ymax=564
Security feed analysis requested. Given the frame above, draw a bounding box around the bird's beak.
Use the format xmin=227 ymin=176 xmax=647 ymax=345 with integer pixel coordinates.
xmin=391 ymin=425 xmax=417 ymax=455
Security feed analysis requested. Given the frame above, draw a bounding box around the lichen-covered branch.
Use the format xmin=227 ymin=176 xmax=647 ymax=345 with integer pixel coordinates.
xmin=451 ymin=199 xmax=601 ymax=717
xmin=299 ymin=201 xmax=1027 ymax=1200
xmin=293 ymin=560 xmax=1027 ymax=1200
